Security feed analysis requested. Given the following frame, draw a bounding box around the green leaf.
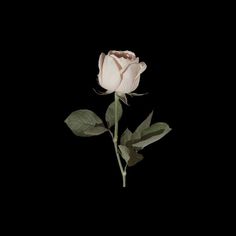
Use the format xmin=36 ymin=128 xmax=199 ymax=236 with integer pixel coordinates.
xmin=65 ymin=109 xmax=106 ymax=137
xmin=105 ymin=100 xmax=123 ymax=128
xmin=132 ymin=122 xmax=171 ymax=149
xmin=118 ymin=145 xmax=130 ymax=163
xmin=132 ymin=111 xmax=153 ymax=141
xmin=142 ymin=122 xmax=169 ymax=136
xmin=84 ymin=126 xmax=107 ymax=136
xmin=119 ymin=145 xmax=144 ymax=167
xmin=120 ymin=128 xmax=132 ymax=145
xmin=127 ymin=149 xmax=144 ymax=167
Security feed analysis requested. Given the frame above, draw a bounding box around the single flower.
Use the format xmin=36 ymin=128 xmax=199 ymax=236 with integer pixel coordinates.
xmin=98 ymin=50 xmax=147 ymax=94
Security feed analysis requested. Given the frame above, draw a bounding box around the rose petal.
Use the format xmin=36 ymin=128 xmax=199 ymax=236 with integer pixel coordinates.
xmin=139 ymin=62 xmax=147 ymax=74
xmin=109 ymin=50 xmax=138 ymax=69
xmin=110 ymin=55 xmax=130 ymax=69
xmin=116 ymin=63 xmax=141 ymax=94
xmin=109 ymin=55 xmax=122 ymax=70
xmin=98 ymin=53 xmax=105 ymax=85
xmin=99 ymin=53 xmax=105 ymax=70
xmin=108 ymin=50 xmax=117 ymax=56
xmin=108 ymin=50 xmax=136 ymax=59
xmin=123 ymin=50 xmax=136 ymax=59
xmin=120 ymin=57 xmax=139 ymax=74
xmin=131 ymin=76 xmax=140 ymax=91
xmin=100 ymin=55 xmax=121 ymax=91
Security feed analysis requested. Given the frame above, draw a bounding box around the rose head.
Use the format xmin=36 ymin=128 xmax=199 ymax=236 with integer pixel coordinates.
xmin=98 ymin=50 xmax=147 ymax=94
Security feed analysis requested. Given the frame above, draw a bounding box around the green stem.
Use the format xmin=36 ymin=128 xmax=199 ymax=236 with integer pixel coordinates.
xmin=114 ymin=93 xmax=119 ymax=142
xmin=113 ymin=93 xmax=126 ymax=187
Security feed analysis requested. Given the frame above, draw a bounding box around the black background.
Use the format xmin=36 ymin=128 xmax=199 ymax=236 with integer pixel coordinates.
xmin=10 ymin=5 xmax=218 ymax=209
xmin=33 ymin=20 xmax=204 ymax=193
xmin=3 ymin=4 xmax=230 ymax=233
xmin=3 ymin=3 xmax=230 ymax=232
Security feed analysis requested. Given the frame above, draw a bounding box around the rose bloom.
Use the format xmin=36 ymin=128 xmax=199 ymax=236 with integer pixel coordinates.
xmin=98 ymin=50 xmax=147 ymax=94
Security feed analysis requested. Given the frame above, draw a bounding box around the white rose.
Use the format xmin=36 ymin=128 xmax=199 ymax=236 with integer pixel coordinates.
xmin=98 ymin=50 xmax=147 ymax=94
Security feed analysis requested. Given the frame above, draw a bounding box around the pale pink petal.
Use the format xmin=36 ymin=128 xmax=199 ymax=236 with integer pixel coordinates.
xmin=131 ymin=76 xmax=140 ymax=91
xmin=139 ymin=62 xmax=147 ymax=75
xmin=120 ymin=57 xmax=139 ymax=74
xmin=109 ymin=55 xmax=122 ymax=70
xmin=108 ymin=50 xmax=117 ymax=56
xmin=110 ymin=55 xmax=130 ymax=69
xmin=100 ymin=55 xmax=121 ymax=91
xmin=98 ymin=53 xmax=105 ymax=85
xmin=123 ymin=50 xmax=136 ymax=59
xmin=98 ymin=74 xmax=103 ymax=85
xmin=108 ymin=50 xmax=136 ymax=59
xmin=99 ymin=53 xmax=105 ymax=70
xmin=116 ymin=63 xmax=141 ymax=94
xmin=109 ymin=50 xmax=137 ymax=69
xmin=129 ymin=63 xmax=146 ymax=91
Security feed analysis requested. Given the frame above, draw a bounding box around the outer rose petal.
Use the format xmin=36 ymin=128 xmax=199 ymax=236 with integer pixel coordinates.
xmin=131 ymin=76 xmax=140 ymax=91
xmin=109 ymin=55 xmax=122 ymax=70
xmin=130 ymin=63 xmax=146 ymax=91
xmin=110 ymin=55 xmax=127 ymax=69
xmin=100 ymin=55 xmax=121 ymax=91
xmin=139 ymin=62 xmax=147 ymax=74
xmin=120 ymin=57 xmax=139 ymax=74
xmin=99 ymin=53 xmax=105 ymax=70
xmin=98 ymin=53 xmax=105 ymax=85
xmin=116 ymin=63 xmax=141 ymax=93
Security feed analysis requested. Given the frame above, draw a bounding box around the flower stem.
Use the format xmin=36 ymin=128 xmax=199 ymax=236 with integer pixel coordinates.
xmin=113 ymin=93 xmax=126 ymax=187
